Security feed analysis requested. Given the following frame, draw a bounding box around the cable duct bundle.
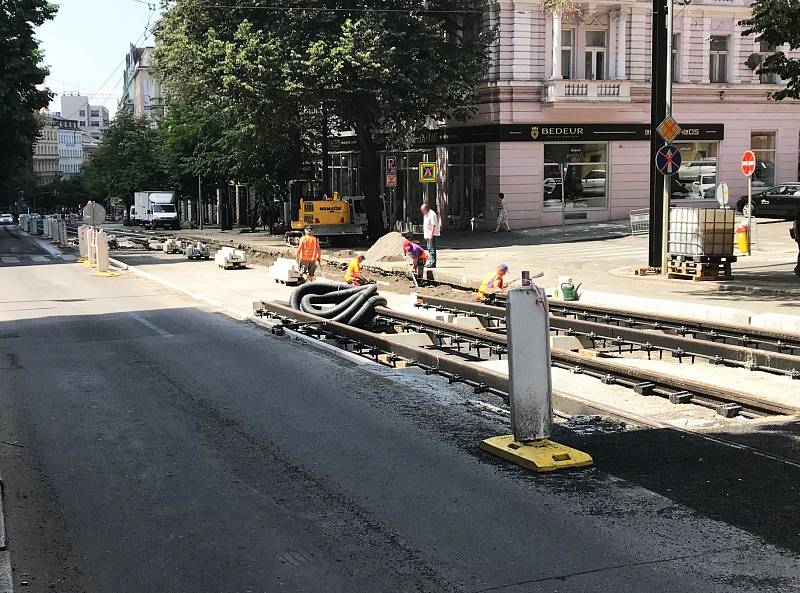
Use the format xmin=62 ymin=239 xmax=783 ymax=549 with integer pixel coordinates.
xmin=290 ymin=283 xmax=387 ymax=327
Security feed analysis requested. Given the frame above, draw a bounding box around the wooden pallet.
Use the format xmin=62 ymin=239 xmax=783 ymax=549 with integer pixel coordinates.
xmin=634 ymin=266 xmax=661 ymax=276
xmin=667 ymin=258 xmax=733 ymax=281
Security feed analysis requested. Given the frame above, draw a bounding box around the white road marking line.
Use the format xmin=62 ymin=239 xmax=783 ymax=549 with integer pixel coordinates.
xmin=29 ymin=255 xmax=49 ymax=263
xmin=131 ymin=314 xmax=173 ymax=337
xmin=58 ymin=254 xmax=77 ymax=261
xmin=0 ymin=257 xmax=19 ymax=264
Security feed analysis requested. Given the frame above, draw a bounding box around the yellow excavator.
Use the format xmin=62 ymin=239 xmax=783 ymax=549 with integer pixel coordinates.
xmin=284 ymin=179 xmax=368 ymax=245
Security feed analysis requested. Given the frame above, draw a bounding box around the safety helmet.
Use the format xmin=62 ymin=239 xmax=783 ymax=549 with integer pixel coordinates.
xmin=498 ymin=263 xmax=509 ymax=272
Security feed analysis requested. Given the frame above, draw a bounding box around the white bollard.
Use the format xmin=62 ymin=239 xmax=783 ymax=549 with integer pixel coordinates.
xmin=59 ymin=220 xmax=68 ymax=247
xmin=51 ymin=219 xmax=60 ymax=244
xmin=96 ymin=230 xmax=110 ymax=272
xmin=479 ymin=271 xmax=592 ymax=472
xmin=78 ymin=225 xmax=88 ymax=258
xmin=87 ymin=228 xmax=96 ymax=266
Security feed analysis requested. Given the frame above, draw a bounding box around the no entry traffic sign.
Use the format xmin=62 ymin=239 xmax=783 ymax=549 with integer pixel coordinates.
xmin=655 ymin=144 xmax=681 ymax=176
xmin=741 ymin=150 xmax=756 ymax=176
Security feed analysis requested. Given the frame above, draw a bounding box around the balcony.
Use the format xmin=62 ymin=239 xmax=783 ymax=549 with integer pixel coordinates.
xmin=543 ymin=80 xmax=632 ymax=103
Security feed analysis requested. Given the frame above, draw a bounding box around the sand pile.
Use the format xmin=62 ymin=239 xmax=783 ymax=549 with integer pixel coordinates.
xmin=364 ymin=231 xmax=408 ymax=262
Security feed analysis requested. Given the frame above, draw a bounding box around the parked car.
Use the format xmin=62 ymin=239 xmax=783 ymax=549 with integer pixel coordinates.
xmin=0 ymin=213 xmax=13 ymax=225
xmin=677 ymin=159 xmax=716 ymax=183
xmin=581 ymin=169 xmax=606 ymax=197
xmin=735 ymin=182 xmax=800 ymax=218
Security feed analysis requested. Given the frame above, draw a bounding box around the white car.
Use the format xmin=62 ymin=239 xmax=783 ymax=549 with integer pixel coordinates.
xmin=677 ymin=159 xmax=716 ymax=183
xmin=0 ymin=213 xmax=14 ymax=225
xmin=581 ymin=169 xmax=606 ymax=197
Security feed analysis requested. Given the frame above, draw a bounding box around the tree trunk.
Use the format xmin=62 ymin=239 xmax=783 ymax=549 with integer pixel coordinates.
xmin=321 ymin=103 xmax=330 ymax=197
xmin=355 ymin=122 xmax=384 ymax=240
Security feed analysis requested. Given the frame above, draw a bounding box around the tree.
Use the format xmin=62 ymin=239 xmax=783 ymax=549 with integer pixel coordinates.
xmin=742 ymin=0 xmax=800 ymax=99
xmin=0 ymin=0 xmax=57 ymax=196
xmin=155 ymin=0 xmax=493 ymax=238
xmin=82 ymin=111 xmax=166 ymax=220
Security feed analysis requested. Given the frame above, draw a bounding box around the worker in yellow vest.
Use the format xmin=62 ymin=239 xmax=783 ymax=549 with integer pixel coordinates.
xmin=476 ymin=263 xmax=509 ymax=301
xmin=344 ymin=254 xmax=369 ymax=285
xmin=296 ymin=227 xmax=321 ymax=282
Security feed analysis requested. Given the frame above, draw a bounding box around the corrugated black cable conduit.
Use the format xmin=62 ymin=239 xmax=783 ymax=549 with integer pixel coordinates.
xmin=290 ymin=282 xmax=387 ymax=327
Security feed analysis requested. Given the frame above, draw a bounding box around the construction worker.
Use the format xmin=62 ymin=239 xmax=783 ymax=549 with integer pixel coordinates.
xmin=296 ymin=226 xmax=321 ymax=282
xmin=402 ymin=239 xmax=428 ymax=277
xmin=344 ymin=254 xmax=370 ymax=285
xmin=477 ymin=263 xmax=509 ymax=302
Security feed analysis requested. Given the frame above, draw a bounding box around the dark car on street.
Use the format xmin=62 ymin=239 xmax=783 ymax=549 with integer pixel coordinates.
xmin=736 ymin=182 xmax=800 ymax=219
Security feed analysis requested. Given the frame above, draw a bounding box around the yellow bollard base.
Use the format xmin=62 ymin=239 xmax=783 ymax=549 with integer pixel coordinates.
xmin=92 ymin=271 xmax=120 ymax=278
xmin=480 ymin=435 xmax=593 ymax=472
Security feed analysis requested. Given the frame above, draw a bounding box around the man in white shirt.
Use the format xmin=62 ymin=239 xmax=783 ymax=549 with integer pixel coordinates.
xmin=421 ymin=203 xmax=440 ymax=268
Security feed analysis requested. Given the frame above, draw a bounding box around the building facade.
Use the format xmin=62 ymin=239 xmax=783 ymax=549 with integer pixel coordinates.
xmin=121 ymin=45 xmax=165 ymax=121
xmin=330 ymin=0 xmax=800 ymax=230
xmin=32 ymin=116 xmax=60 ymax=185
xmin=55 ymin=117 xmax=84 ymax=178
xmin=60 ymin=94 xmax=110 ymax=142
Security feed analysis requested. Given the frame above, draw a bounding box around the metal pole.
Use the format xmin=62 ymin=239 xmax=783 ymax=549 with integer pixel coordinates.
xmin=648 ymin=0 xmax=667 ymax=267
xmin=559 ymin=163 xmax=566 ymax=236
xmin=746 ymin=175 xmax=752 ymax=255
xmin=198 ymin=174 xmax=203 ymax=230
xmin=660 ymin=0 xmax=673 ymax=274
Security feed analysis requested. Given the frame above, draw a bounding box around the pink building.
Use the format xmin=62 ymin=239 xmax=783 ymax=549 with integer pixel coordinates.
xmin=325 ymin=0 xmax=800 ymax=230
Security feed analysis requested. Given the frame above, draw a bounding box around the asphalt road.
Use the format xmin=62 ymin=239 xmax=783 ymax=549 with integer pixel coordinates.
xmin=1 ymin=229 xmax=799 ymax=592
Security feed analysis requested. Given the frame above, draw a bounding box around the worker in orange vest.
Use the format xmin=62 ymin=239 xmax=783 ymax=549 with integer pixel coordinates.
xmin=344 ymin=254 xmax=369 ymax=285
xmin=296 ymin=227 xmax=321 ymax=282
xmin=476 ymin=263 xmax=508 ymax=301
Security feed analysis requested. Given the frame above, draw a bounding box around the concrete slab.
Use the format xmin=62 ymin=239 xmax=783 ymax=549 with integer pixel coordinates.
xmin=453 ymin=316 xmax=485 ymax=330
xmin=550 ymin=335 xmax=584 ymax=351
xmin=381 ymin=332 xmax=434 ymax=348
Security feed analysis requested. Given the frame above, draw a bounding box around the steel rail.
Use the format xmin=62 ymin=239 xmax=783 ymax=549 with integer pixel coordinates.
xmin=415 ymin=295 xmax=800 ymax=377
xmin=258 ymin=300 xmax=798 ymax=418
xmin=485 ymin=294 xmax=800 ymax=353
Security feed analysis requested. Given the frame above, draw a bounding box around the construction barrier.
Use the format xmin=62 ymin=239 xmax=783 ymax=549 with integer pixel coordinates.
xmin=95 ymin=230 xmax=110 ymax=272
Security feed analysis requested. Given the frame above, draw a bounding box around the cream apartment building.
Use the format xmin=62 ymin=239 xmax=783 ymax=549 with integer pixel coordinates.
xmin=330 ymin=0 xmax=800 ymax=230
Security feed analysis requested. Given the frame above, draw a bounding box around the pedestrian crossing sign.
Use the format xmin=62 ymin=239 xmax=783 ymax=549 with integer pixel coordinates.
xmin=419 ymin=162 xmax=437 ymax=183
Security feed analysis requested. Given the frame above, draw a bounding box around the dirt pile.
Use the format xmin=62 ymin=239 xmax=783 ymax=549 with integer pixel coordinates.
xmin=364 ymin=231 xmax=408 ymax=262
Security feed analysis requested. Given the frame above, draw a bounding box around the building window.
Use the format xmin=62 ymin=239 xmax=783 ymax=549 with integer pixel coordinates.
xmin=751 ymin=131 xmax=776 ymax=187
xmin=90 ymin=110 xmax=99 ymax=117
xmin=709 ymin=36 xmax=728 ymax=83
xmin=671 ymin=34 xmax=680 ymax=83
xmin=544 ymin=143 xmax=608 ymax=210
xmin=670 ymin=142 xmax=718 ymax=200
xmin=584 ymin=31 xmax=607 ymax=80
xmin=446 ymin=145 xmax=486 ymax=228
xmin=80 ymin=121 xmax=85 ymax=126
xmin=90 ymin=122 xmax=100 ymax=127
xmin=759 ymin=40 xmax=780 ymax=84
xmin=79 ymin=110 xmax=85 ymax=116
xmin=561 ymin=30 xmax=574 ymax=80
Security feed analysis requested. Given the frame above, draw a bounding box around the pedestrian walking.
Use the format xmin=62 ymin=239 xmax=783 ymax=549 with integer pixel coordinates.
xmin=402 ymin=239 xmax=428 ymax=276
xmin=494 ymin=193 xmax=511 ymax=233
xmin=421 ymin=203 xmax=440 ymax=268
xmin=296 ymin=226 xmax=321 ymax=282
xmin=791 ymin=213 xmax=800 ymax=277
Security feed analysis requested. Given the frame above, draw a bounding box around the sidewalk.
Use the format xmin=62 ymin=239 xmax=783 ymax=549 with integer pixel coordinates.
xmin=102 ymin=217 xmax=800 ymax=327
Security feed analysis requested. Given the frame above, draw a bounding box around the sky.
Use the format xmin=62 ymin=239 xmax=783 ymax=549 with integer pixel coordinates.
xmin=36 ymin=0 xmax=163 ymax=118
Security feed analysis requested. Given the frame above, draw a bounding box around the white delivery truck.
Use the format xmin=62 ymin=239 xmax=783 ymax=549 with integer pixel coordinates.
xmin=131 ymin=191 xmax=180 ymax=230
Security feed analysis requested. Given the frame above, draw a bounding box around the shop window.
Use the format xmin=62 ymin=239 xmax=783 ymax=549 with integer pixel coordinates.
xmin=709 ymin=36 xmax=728 ymax=83
xmin=543 ymin=143 xmax=608 ymax=209
xmin=584 ymin=31 xmax=607 ymax=80
xmin=561 ymin=30 xmax=574 ymax=79
xmin=751 ymin=131 xmax=776 ymax=187
xmin=446 ymin=145 xmax=486 ymax=228
xmin=671 ymin=141 xmax=718 ymax=200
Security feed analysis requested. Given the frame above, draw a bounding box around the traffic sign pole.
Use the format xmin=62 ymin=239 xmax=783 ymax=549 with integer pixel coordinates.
xmin=661 ymin=0 xmax=674 ymax=276
xmin=741 ymin=149 xmax=757 ymax=255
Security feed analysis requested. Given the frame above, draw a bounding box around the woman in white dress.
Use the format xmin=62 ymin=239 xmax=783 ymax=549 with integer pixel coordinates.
xmin=494 ymin=193 xmax=511 ymax=232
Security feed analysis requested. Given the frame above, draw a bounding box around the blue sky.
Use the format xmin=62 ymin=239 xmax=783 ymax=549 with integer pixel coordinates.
xmin=37 ymin=0 xmax=163 ymax=117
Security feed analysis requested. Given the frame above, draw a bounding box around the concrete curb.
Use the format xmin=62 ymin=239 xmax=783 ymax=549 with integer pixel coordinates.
xmin=0 ymin=550 xmax=11 ymax=593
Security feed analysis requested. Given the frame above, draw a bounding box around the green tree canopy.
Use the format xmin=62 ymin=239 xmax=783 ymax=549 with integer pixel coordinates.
xmin=155 ymin=0 xmax=492 ymax=237
xmin=0 ymin=0 xmax=57 ymax=195
xmin=742 ymin=0 xmax=800 ymax=99
xmin=82 ymin=111 xmax=166 ymax=217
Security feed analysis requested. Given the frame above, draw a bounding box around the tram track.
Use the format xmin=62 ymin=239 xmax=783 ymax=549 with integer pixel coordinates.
xmin=255 ymin=299 xmax=800 ymax=420
xmin=415 ymin=295 xmax=800 ymax=378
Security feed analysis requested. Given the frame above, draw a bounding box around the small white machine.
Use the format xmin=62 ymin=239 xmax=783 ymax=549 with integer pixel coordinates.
xmin=185 ymin=241 xmax=210 ymax=260
xmin=162 ymin=238 xmax=185 ymax=254
xmin=268 ymin=257 xmax=303 ymax=285
xmin=214 ymin=246 xmax=247 ymax=270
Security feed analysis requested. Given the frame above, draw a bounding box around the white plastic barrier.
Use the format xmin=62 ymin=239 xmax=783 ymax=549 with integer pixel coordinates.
xmin=59 ymin=220 xmax=68 ymax=247
xmin=78 ymin=225 xmax=88 ymax=259
xmin=86 ymin=227 xmax=96 ymax=266
xmin=50 ymin=219 xmax=61 ymax=244
xmin=95 ymin=230 xmax=109 ymax=272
